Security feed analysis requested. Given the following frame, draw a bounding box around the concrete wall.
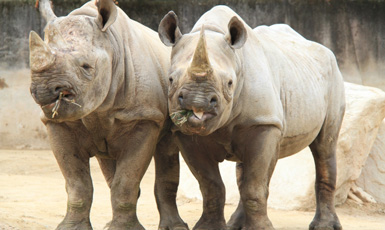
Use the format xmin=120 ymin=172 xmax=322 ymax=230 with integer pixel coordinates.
xmin=1 ymin=0 xmax=384 ymax=86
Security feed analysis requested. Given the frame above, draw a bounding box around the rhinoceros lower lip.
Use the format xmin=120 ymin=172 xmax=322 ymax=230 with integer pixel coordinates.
xmin=188 ymin=112 xmax=215 ymax=125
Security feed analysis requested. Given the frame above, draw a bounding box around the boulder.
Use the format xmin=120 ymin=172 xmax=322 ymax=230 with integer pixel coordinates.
xmin=178 ymin=82 xmax=385 ymax=209
xmin=356 ymin=119 xmax=385 ymax=204
xmin=335 ymin=83 xmax=385 ymax=206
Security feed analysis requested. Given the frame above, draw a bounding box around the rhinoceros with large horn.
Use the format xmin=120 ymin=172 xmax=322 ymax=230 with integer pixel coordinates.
xmin=158 ymin=5 xmax=345 ymax=230
xmin=29 ymin=0 xmax=187 ymax=229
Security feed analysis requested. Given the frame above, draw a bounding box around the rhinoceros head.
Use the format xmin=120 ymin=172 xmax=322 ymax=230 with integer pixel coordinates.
xmin=159 ymin=12 xmax=247 ymax=135
xmin=29 ymin=0 xmax=118 ymax=122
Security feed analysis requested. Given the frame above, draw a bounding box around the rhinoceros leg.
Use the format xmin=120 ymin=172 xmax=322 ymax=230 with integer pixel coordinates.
xmin=176 ymin=134 xmax=227 ymax=230
xmin=108 ymin=121 xmax=159 ymax=230
xmin=154 ymin=131 xmax=189 ymax=230
xmin=229 ymin=125 xmax=281 ymax=230
xmin=47 ymin=123 xmax=93 ymax=230
xmin=227 ymin=163 xmax=245 ymax=230
xmin=308 ymin=114 xmax=343 ymax=230
xmin=96 ymin=158 xmax=116 ymax=188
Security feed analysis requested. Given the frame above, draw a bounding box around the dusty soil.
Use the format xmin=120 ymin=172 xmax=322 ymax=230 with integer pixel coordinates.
xmin=0 ymin=150 xmax=384 ymax=230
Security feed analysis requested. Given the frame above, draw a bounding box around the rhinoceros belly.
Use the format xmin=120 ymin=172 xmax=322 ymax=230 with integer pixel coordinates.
xmin=278 ymin=76 xmax=329 ymax=158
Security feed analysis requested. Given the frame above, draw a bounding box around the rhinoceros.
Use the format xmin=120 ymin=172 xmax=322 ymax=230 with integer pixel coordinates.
xmin=158 ymin=5 xmax=345 ymax=230
xmin=29 ymin=0 xmax=187 ymax=229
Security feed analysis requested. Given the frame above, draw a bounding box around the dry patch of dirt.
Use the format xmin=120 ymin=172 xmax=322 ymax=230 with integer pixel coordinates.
xmin=0 ymin=150 xmax=384 ymax=230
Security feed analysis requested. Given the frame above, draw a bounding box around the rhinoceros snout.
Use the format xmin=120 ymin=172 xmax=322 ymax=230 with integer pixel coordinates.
xmin=30 ymin=84 xmax=73 ymax=107
xmin=178 ymin=90 xmax=218 ymax=112
xmin=30 ymin=87 xmax=56 ymax=106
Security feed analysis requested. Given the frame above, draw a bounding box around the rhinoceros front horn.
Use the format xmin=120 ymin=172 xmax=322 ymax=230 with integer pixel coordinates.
xmin=29 ymin=31 xmax=55 ymax=72
xmin=189 ymin=25 xmax=213 ymax=80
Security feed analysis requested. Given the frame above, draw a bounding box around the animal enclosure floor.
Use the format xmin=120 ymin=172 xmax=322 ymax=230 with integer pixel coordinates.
xmin=0 ymin=150 xmax=384 ymax=230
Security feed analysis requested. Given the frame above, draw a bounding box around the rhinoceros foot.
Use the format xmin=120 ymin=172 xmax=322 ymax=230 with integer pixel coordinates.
xmin=107 ymin=220 xmax=145 ymax=230
xmin=192 ymin=218 xmax=227 ymax=230
xmin=158 ymin=214 xmax=189 ymax=230
xmin=227 ymin=211 xmax=274 ymax=230
xmin=158 ymin=222 xmax=189 ymax=230
xmin=56 ymin=219 xmax=92 ymax=230
xmin=309 ymin=220 xmax=342 ymax=230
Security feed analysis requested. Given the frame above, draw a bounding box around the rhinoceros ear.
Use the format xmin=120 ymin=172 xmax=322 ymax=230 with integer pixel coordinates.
xmin=95 ymin=0 xmax=118 ymax=32
xmin=158 ymin=11 xmax=182 ymax=47
xmin=224 ymin=16 xmax=247 ymax=49
xmin=29 ymin=31 xmax=55 ymax=72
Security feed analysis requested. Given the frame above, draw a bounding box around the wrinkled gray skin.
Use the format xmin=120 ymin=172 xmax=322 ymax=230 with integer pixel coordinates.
xmin=29 ymin=0 xmax=186 ymax=229
xmin=159 ymin=6 xmax=345 ymax=230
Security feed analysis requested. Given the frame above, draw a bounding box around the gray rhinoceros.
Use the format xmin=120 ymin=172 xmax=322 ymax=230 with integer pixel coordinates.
xmin=29 ymin=0 xmax=186 ymax=229
xmin=158 ymin=5 xmax=345 ymax=230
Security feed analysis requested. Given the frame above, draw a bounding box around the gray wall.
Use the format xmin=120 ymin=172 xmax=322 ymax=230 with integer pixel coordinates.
xmin=1 ymin=0 xmax=384 ymax=86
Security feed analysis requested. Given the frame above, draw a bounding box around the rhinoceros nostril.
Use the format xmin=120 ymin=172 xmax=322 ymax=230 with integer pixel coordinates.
xmin=178 ymin=93 xmax=184 ymax=105
xmin=54 ymin=87 xmax=63 ymax=94
xmin=210 ymin=96 xmax=218 ymax=106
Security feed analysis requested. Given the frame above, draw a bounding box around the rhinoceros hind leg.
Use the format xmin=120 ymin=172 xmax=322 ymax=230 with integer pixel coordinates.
xmin=309 ymin=214 xmax=342 ymax=230
xmin=309 ymin=111 xmax=343 ymax=230
xmin=154 ymin=132 xmax=189 ymax=230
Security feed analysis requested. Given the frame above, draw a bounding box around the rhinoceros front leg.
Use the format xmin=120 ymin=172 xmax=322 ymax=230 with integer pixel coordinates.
xmin=229 ymin=125 xmax=281 ymax=230
xmin=108 ymin=121 xmax=160 ymax=230
xmin=227 ymin=163 xmax=245 ymax=230
xmin=154 ymin=131 xmax=189 ymax=230
xmin=176 ymin=134 xmax=227 ymax=230
xmin=47 ymin=122 xmax=93 ymax=230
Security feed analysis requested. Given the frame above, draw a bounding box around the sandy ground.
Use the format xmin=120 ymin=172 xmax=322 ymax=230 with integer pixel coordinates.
xmin=0 ymin=150 xmax=384 ymax=230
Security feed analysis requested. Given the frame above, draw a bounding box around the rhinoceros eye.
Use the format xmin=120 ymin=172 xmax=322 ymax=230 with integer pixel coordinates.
xmin=81 ymin=63 xmax=92 ymax=70
xmin=79 ymin=63 xmax=93 ymax=80
xmin=228 ymin=80 xmax=233 ymax=87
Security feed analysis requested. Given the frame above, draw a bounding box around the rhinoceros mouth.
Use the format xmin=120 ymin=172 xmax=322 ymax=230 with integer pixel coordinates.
xmin=170 ymin=109 xmax=216 ymax=130
xmin=187 ymin=111 xmax=215 ymax=125
xmin=40 ymin=90 xmax=81 ymax=118
xmin=41 ymin=90 xmax=73 ymax=108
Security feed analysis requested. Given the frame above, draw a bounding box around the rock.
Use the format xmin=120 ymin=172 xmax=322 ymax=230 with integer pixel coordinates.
xmin=334 ymin=83 xmax=385 ymax=205
xmin=356 ymin=119 xmax=385 ymax=204
xmin=178 ymin=82 xmax=385 ymax=209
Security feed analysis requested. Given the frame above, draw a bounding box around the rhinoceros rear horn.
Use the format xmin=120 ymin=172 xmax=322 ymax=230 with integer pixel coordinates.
xmin=224 ymin=16 xmax=247 ymax=49
xmin=95 ymin=0 xmax=118 ymax=32
xmin=189 ymin=25 xmax=212 ymax=78
xmin=29 ymin=31 xmax=55 ymax=73
xmin=38 ymin=0 xmax=57 ymax=24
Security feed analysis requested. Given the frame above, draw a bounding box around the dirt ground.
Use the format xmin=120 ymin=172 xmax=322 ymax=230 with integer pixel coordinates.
xmin=0 ymin=150 xmax=384 ymax=230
